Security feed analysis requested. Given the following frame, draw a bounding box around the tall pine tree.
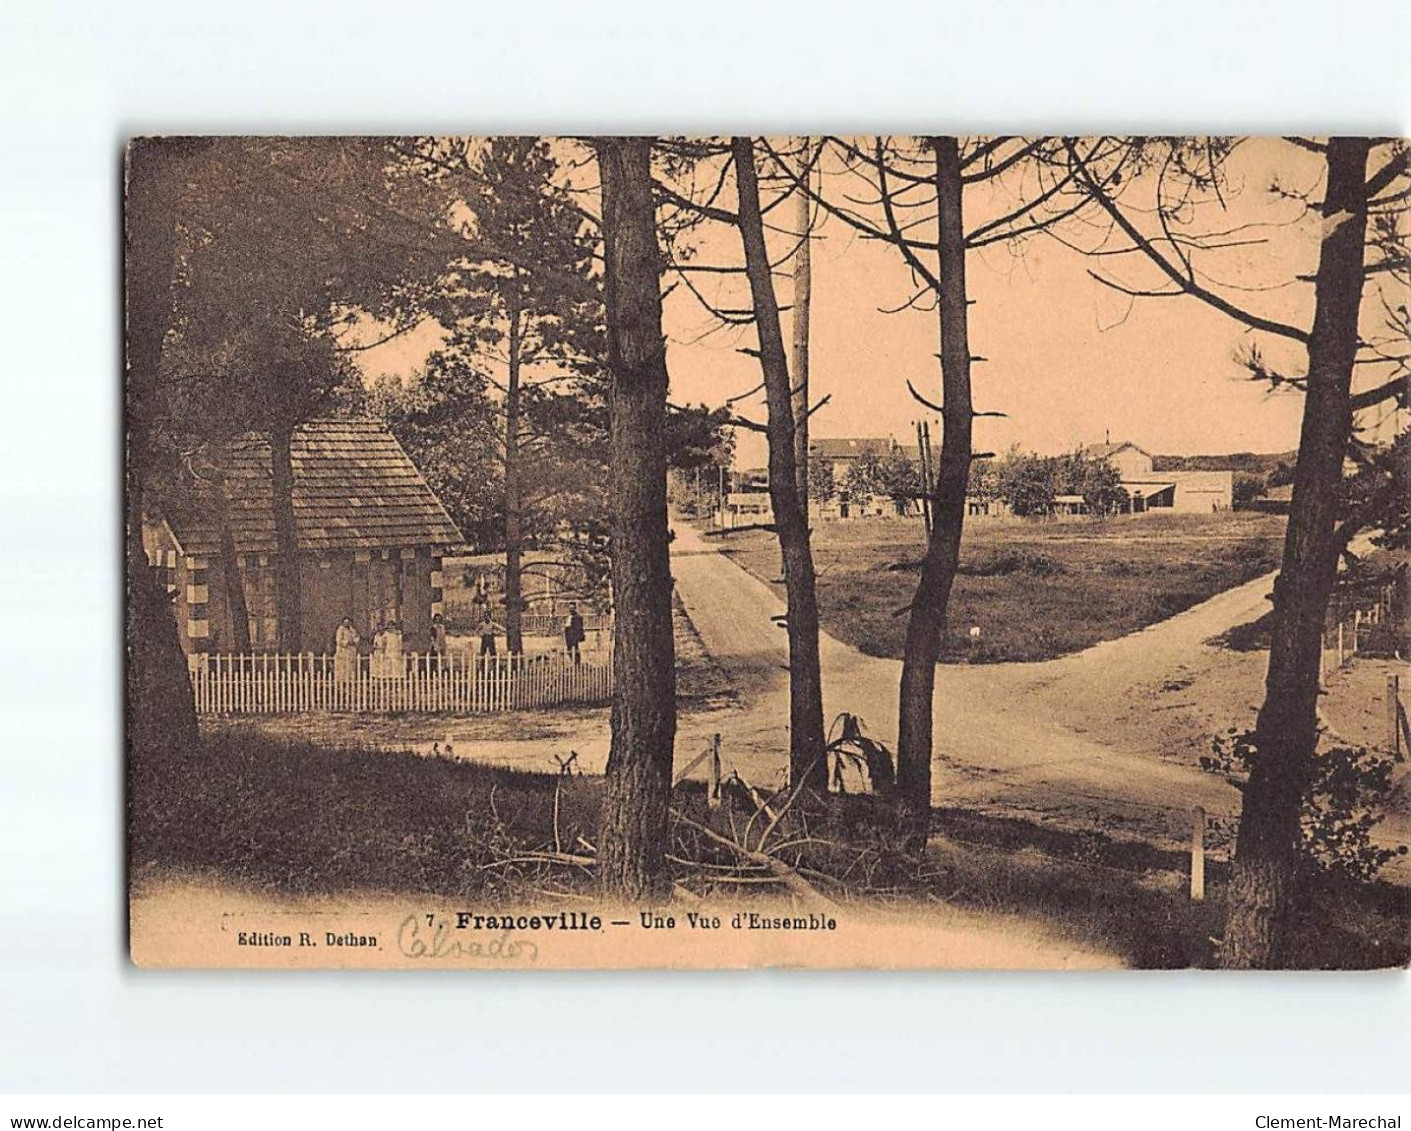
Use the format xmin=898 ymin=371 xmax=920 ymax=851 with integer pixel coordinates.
xmin=415 ymin=138 xmax=606 ymax=653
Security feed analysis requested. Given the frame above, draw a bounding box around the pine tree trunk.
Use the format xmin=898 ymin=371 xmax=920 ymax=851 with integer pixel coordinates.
xmin=791 ymin=140 xmax=812 ymax=514
xmin=1219 ymin=137 xmax=1372 ymax=968
xmin=125 ymin=484 xmax=199 ymax=767
xmin=269 ymin=423 xmax=302 ymax=652
xmin=595 ymin=137 xmax=678 ymax=900
xmin=504 ymin=290 xmax=525 ymax=655
xmin=896 ymin=137 xmax=973 ymax=845
xmin=218 ymin=482 xmax=252 ymax=653
xmin=124 ymin=139 xmax=199 ymax=765
xmin=732 ymin=137 xmax=828 ymax=793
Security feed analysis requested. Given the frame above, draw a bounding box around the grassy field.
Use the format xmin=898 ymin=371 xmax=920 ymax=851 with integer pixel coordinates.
xmin=718 ymin=512 xmax=1287 ymax=663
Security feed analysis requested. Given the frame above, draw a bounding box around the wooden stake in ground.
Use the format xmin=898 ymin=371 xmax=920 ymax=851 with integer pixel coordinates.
xmin=709 ymin=733 xmax=722 ymax=810
xmin=1390 ymin=675 xmax=1402 ymax=759
xmin=1190 ymin=806 xmax=1206 ymax=902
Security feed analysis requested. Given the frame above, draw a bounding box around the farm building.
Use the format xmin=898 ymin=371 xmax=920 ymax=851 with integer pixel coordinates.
xmin=142 ymin=418 xmax=465 ymax=656
xmin=808 ymin=436 xmax=922 ymax=519
xmin=719 ymin=490 xmax=774 ymax=527
xmin=809 ymin=436 xmax=898 ymax=472
xmin=808 ymin=435 xmax=1007 ymax=519
xmin=966 ymin=497 xmax=1010 ymax=518
xmin=1082 ymin=441 xmax=1234 ymax=514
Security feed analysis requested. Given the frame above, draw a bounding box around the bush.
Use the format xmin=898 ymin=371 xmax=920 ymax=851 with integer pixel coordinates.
xmin=1233 ymin=472 xmax=1268 ymax=506
xmin=959 ymin=549 xmax=1066 ymax=577
xmin=1201 ymin=727 xmax=1407 ymax=885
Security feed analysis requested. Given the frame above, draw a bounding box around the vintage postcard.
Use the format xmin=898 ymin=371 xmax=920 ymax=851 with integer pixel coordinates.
xmin=124 ymin=136 xmax=1410 ymax=970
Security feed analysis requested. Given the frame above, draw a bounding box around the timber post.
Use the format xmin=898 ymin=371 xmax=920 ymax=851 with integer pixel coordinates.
xmin=1190 ymin=806 xmax=1206 ymax=903
xmin=708 ymin=733 xmax=722 ymax=810
xmin=1390 ymin=675 xmax=1402 ymax=759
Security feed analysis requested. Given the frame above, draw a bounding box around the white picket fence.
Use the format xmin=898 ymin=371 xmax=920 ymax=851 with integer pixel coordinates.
xmin=1321 ymin=581 xmax=1402 ymax=677
xmin=187 ymin=651 xmax=612 ymax=715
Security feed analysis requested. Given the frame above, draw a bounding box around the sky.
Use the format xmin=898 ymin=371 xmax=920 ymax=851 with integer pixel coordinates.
xmin=357 ymin=138 xmax=1404 ymax=469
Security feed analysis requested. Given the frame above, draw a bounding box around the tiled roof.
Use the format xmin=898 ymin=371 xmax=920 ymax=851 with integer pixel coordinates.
xmin=1083 ymin=441 xmax=1151 ymax=460
xmin=161 ymin=418 xmax=465 ymax=556
xmin=808 ymin=437 xmax=897 ymax=461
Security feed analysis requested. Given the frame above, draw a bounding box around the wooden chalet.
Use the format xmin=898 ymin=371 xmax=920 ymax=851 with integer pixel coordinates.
xmin=142 ymin=418 xmax=465 ymax=655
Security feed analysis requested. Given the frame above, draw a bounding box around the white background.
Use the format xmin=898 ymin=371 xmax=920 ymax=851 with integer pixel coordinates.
xmin=1 ymin=0 xmax=1408 ymax=1095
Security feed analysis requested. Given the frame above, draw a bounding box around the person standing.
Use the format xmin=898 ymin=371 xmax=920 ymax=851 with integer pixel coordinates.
xmin=564 ymin=604 xmax=585 ymax=665
xmin=429 ymin=613 xmax=448 ymax=671
xmin=477 ymin=613 xmax=500 ymax=659
xmin=334 ymin=617 xmax=360 ymax=683
xmin=384 ymin=618 xmax=404 ymax=679
xmin=370 ymin=620 xmax=388 ymax=679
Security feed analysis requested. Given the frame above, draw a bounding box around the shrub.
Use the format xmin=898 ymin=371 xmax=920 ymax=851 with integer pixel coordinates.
xmin=1201 ymin=727 xmax=1407 ymax=885
xmin=960 ymin=549 xmax=1066 ymax=577
xmin=1233 ymin=472 xmax=1268 ymax=506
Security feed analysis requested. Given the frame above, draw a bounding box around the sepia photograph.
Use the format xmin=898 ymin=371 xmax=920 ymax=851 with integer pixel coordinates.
xmin=122 ymin=134 xmax=1410 ymax=972
xmin=8 ymin=0 xmax=1411 ymax=1118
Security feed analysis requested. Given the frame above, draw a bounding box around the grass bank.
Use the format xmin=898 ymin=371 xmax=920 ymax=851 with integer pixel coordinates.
xmin=129 ymin=731 xmax=603 ymax=900
xmin=719 ymin=512 xmax=1286 ymax=662
xmin=128 ymin=724 xmax=1407 ymax=968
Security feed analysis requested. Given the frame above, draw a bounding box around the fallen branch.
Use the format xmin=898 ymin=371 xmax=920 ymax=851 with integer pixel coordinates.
xmin=671 ymin=808 xmax=841 ymax=911
xmin=479 ymin=851 xmax=596 ymax=871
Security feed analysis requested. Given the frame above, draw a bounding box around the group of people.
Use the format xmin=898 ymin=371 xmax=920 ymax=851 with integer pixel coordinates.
xmin=475 ymin=604 xmax=586 ymax=663
xmin=331 ymin=605 xmax=587 ymax=678
xmin=332 ymin=615 xmax=449 ymax=681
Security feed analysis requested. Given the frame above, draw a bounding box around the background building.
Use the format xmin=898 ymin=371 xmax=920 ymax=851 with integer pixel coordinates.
xmin=1083 ymin=441 xmax=1234 ymax=513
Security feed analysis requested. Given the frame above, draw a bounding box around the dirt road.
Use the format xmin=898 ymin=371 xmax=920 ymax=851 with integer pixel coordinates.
xmin=429 ymin=523 xmax=1399 ymax=865
xmin=670 ymin=520 xmax=1253 ymax=847
xmin=433 ymin=522 xmax=1261 ymax=842
xmin=672 ymin=522 xmax=1411 ymax=877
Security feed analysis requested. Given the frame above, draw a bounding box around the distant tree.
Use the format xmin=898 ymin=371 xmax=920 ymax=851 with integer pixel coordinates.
xmin=400 ymin=137 xmax=606 ymax=654
xmin=1075 ymin=455 xmax=1128 ymax=515
xmin=808 ymin=456 xmax=838 ymax=505
xmin=664 ymin=404 xmax=735 ymax=473
xmin=1233 ymin=473 xmax=1269 ymax=507
xmin=996 ymin=448 xmax=1057 ymax=516
xmin=967 ymin=457 xmax=999 ymax=502
xmin=844 ymin=450 xmax=887 ymax=503
xmin=879 ymin=451 xmax=923 ymax=513
xmin=371 ymin=362 xmax=726 ymax=559
xmin=667 ymin=416 xmax=735 ymax=518
xmin=365 ymin=360 xmax=506 ymax=549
